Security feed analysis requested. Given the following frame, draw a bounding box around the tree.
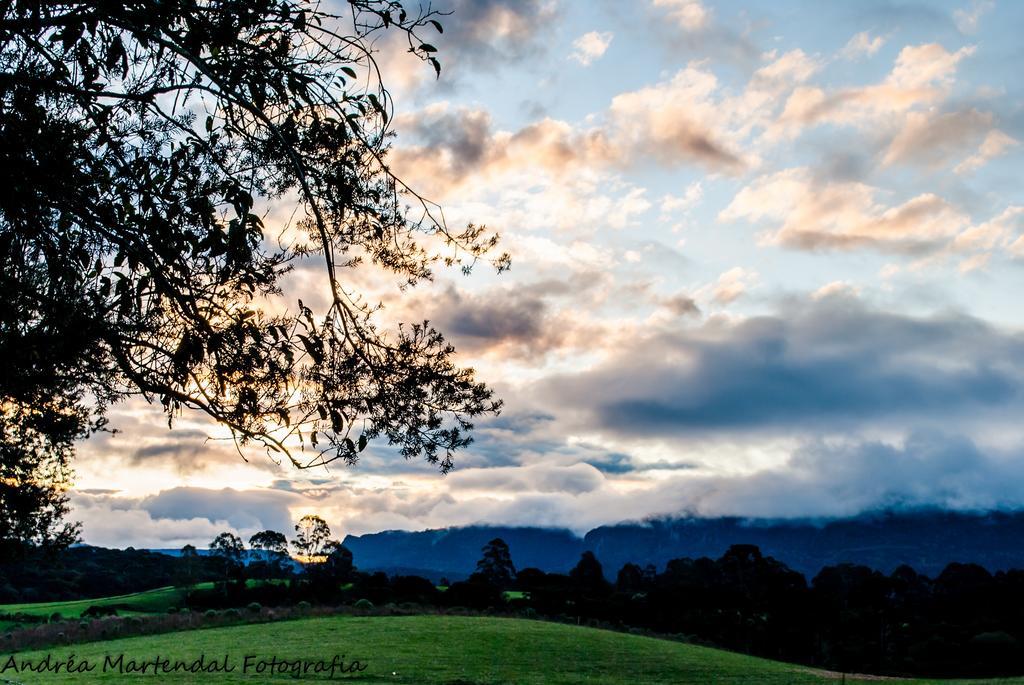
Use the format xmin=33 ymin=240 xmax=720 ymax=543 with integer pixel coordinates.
xmin=472 ymin=538 xmax=516 ymax=588
xmin=570 ymin=551 xmax=608 ymax=592
xmin=319 ymin=540 xmax=355 ymax=582
xmin=209 ymin=531 xmax=245 ymax=580
xmin=249 ymin=530 xmax=288 ymax=556
xmin=0 ymin=0 xmax=506 ymax=547
xmin=292 ymin=514 xmax=331 ymax=562
xmin=176 ymin=543 xmax=199 ymax=587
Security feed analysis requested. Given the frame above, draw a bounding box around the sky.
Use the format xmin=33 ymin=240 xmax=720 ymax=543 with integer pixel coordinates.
xmin=69 ymin=0 xmax=1024 ymax=549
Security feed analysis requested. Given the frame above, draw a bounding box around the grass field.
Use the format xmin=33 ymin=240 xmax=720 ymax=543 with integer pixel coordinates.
xmin=0 ymin=581 xmax=292 ymax=620
xmin=3 ymin=615 xmax=1024 ymax=684
xmin=0 ymin=585 xmax=191 ymax=619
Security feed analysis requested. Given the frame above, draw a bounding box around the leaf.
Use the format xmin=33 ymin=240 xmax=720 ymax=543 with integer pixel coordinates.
xmin=419 ymin=43 xmax=438 ymax=53
xmin=429 ymin=19 xmax=444 ymax=34
xmin=429 ymin=57 xmax=441 ymax=79
xmin=341 ymin=66 xmax=357 ymax=79
xmin=358 ymin=434 xmax=367 ymax=452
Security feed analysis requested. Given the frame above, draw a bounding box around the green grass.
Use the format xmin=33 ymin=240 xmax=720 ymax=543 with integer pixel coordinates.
xmin=0 ymin=585 xmax=192 ymax=619
xmin=0 ymin=580 xmax=293 ymax=620
xmin=5 ymin=615 xmax=1024 ymax=684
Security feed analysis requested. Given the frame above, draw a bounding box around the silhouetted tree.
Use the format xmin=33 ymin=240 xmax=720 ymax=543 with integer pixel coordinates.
xmin=570 ymin=551 xmax=608 ymax=592
xmin=248 ymin=529 xmax=290 ymax=578
xmin=209 ymin=531 xmax=245 ymax=583
xmin=319 ymin=540 xmax=355 ymax=582
xmin=616 ymin=562 xmax=644 ymax=593
xmin=472 ymin=538 xmax=516 ymax=588
xmin=0 ymin=0 xmax=506 ymax=547
xmin=175 ymin=543 xmax=199 ymax=587
xmin=293 ymin=515 xmax=331 ymax=562
xmin=249 ymin=530 xmax=288 ymax=556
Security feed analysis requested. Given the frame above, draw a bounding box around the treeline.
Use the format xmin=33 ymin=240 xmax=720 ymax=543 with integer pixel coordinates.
xmin=186 ymin=535 xmax=1024 ymax=678
xmin=0 ymin=546 xmax=223 ymax=603
xmin=9 ymin=529 xmax=1024 ymax=678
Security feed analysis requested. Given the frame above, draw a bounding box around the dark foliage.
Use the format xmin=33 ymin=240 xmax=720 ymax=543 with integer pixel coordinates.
xmin=0 ymin=0 xmax=506 ymax=549
xmin=470 ymin=537 xmax=515 ymax=588
xmin=0 ymin=545 xmax=221 ymax=603
xmin=9 ymin=540 xmax=1024 ymax=677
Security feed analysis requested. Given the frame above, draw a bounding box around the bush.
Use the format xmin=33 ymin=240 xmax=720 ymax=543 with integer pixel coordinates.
xmin=167 ymin=607 xmax=178 ymax=614
xmin=49 ymin=612 xmax=62 ymax=622
xmin=224 ymin=608 xmax=242 ymax=620
xmin=296 ymin=601 xmax=312 ymax=612
xmin=128 ymin=617 xmax=143 ymax=628
xmin=247 ymin=602 xmax=262 ymax=613
xmin=204 ymin=609 xmax=218 ymax=619
xmin=353 ymin=599 xmax=374 ymax=610
xmin=523 ymin=607 xmax=537 ymax=619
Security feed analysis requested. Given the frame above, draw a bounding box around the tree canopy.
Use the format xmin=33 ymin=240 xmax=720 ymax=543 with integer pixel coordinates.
xmin=473 ymin=537 xmax=516 ymax=588
xmin=0 ymin=0 xmax=507 ymax=550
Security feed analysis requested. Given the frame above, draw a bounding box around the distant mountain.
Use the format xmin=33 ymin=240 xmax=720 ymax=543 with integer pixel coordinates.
xmin=342 ymin=509 xmax=1024 ymax=579
xmin=342 ymin=526 xmax=585 ymax=580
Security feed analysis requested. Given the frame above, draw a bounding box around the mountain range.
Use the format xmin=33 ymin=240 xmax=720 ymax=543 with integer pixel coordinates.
xmin=341 ymin=509 xmax=1024 ymax=580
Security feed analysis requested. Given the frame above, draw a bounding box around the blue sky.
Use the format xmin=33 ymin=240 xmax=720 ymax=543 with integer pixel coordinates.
xmin=69 ymin=0 xmax=1024 ymax=548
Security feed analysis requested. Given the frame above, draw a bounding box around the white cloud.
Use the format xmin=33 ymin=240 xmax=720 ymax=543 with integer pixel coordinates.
xmin=770 ymin=43 xmax=976 ymax=141
xmin=955 ymin=129 xmax=1019 ymax=174
xmin=660 ymin=181 xmax=704 ymax=214
xmin=721 ymin=167 xmax=970 ymax=253
xmin=570 ymin=31 xmax=613 ymax=66
xmin=652 ymin=0 xmax=710 ymax=31
xmin=840 ymin=31 xmax=886 ymax=60
xmin=706 ymin=267 xmax=758 ymax=305
xmin=954 ymin=0 xmax=995 ymax=34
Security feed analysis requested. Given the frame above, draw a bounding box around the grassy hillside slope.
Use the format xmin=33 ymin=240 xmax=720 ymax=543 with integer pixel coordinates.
xmin=5 ymin=615 xmax=1024 ymax=684
xmin=0 ymin=585 xmax=189 ymax=619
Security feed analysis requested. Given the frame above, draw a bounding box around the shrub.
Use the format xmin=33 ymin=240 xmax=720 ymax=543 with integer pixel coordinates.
xmin=247 ymin=602 xmax=262 ymax=613
xmin=204 ymin=609 xmax=218 ymax=619
xmin=353 ymin=599 xmax=374 ymax=610
xmin=224 ymin=608 xmax=242 ymax=620
xmin=523 ymin=607 xmax=537 ymax=619
xmin=167 ymin=607 xmax=178 ymax=614
xmin=49 ymin=612 xmax=62 ymax=623
xmin=296 ymin=601 xmax=312 ymax=612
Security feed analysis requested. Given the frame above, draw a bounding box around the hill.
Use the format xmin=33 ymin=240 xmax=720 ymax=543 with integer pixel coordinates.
xmin=342 ymin=509 xmax=1024 ymax=578
xmin=4 ymin=614 xmax=1011 ymax=684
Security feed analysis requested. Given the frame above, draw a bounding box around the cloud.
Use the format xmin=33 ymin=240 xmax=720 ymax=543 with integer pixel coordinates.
xmin=570 ymin=31 xmax=613 ymax=66
xmin=840 ymin=31 xmax=886 ymax=60
xmin=375 ymin=0 xmax=561 ymax=96
xmin=660 ymin=181 xmax=704 ymax=215
xmin=437 ymin=0 xmax=560 ymax=66
xmin=812 ymin=281 xmax=860 ymax=300
xmin=720 ymin=167 xmax=969 ymax=253
xmin=141 ymin=487 xmax=301 ymax=536
xmin=538 ymin=297 xmax=1024 ymax=440
xmin=954 ymin=0 xmax=994 ymax=34
xmin=448 ymin=463 xmax=606 ymax=495
xmin=69 ymin=487 xmax=301 ymax=548
xmin=661 ymin=293 xmax=702 ymax=317
xmin=955 ymin=129 xmax=1019 ymax=174
xmin=882 ymin=108 xmax=994 ymax=168
xmin=651 ymin=0 xmax=711 ymax=31
xmin=770 ymin=43 xmax=976 ymax=141
xmin=650 ymin=431 xmax=1024 ymax=519
xmin=706 ymin=267 xmax=758 ymax=305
